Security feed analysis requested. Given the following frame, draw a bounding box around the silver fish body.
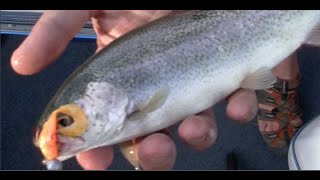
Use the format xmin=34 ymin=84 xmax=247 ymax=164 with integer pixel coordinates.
xmin=37 ymin=10 xmax=320 ymax=161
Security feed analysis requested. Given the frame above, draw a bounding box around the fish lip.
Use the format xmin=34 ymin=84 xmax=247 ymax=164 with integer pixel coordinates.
xmin=56 ymin=134 xmax=85 ymax=158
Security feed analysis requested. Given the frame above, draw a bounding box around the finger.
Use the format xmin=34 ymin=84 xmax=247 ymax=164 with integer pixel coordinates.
xmin=136 ymin=133 xmax=176 ymax=170
xmin=226 ymin=89 xmax=257 ymax=123
xmin=178 ymin=109 xmax=217 ymax=150
xmin=76 ymin=146 xmax=113 ymax=170
xmin=92 ymin=10 xmax=172 ymax=49
xmin=11 ymin=10 xmax=91 ymax=75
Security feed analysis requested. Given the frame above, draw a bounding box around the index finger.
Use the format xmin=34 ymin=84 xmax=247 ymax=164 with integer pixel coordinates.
xmin=11 ymin=10 xmax=91 ymax=75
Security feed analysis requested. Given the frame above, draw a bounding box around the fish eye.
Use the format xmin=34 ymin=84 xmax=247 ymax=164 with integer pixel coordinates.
xmin=57 ymin=113 xmax=74 ymax=127
xmin=55 ymin=104 xmax=87 ymax=137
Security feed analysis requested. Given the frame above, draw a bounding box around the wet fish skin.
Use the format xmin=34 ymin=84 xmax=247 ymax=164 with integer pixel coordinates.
xmin=37 ymin=10 xmax=320 ymax=161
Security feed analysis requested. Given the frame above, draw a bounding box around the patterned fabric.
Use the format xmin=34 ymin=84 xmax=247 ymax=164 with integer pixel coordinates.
xmin=256 ymin=75 xmax=303 ymax=149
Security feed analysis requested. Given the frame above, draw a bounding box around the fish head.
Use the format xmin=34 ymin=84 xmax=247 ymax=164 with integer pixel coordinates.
xmin=33 ymin=103 xmax=89 ymax=161
xmin=34 ymin=81 xmax=135 ymax=162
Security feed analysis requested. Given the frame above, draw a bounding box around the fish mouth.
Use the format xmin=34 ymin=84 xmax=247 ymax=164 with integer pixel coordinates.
xmin=56 ymin=134 xmax=85 ymax=159
xmin=37 ymin=103 xmax=88 ymax=161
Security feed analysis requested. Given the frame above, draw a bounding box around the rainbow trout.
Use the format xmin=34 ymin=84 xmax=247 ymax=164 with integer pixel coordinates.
xmin=33 ymin=10 xmax=320 ymax=170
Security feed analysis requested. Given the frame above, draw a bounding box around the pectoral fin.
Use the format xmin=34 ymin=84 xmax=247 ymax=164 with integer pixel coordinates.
xmin=138 ymin=87 xmax=170 ymax=113
xmin=240 ymin=67 xmax=276 ymax=90
xmin=128 ymin=87 xmax=170 ymax=120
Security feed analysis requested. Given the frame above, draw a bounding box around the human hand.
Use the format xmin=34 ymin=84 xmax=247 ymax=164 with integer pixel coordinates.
xmin=11 ymin=10 xmax=296 ymax=170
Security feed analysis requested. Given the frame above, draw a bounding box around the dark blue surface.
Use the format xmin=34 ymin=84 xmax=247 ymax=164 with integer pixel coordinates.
xmin=0 ymin=31 xmax=97 ymax=39
xmin=1 ymin=34 xmax=320 ymax=170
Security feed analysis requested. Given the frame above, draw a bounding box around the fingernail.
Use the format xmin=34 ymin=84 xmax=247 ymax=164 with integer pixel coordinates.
xmin=208 ymin=128 xmax=217 ymax=142
xmin=189 ymin=129 xmax=217 ymax=146
xmin=189 ymin=135 xmax=207 ymax=145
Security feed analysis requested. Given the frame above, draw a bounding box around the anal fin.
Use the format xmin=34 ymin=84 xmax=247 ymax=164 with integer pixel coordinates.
xmin=119 ymin=139 xmax=141 ymax=170
xmin=241 ymin=67 xmax=276 ymax=90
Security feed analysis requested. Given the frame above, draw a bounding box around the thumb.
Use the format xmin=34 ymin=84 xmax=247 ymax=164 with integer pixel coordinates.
xmin=11 ymin=10 xmax=91 ymax=75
